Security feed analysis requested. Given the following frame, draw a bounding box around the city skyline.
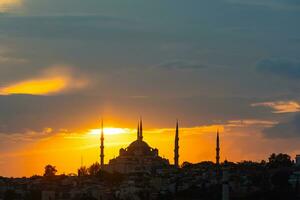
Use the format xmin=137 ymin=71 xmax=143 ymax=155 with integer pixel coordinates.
xmin=2 ymin=118 xmax=227 ymax=177
xmin=1 ymin=0 xmax=300 ymax=178
xmin=1 ymin=117 xmax=298 ymax=177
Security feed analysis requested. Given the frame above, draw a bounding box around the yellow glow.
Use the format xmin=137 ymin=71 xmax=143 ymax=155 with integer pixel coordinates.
xmin=0 ymin=77 xmax=68 ymax=95
xmin=89 ymin=128 xmax=131 ymax=135
xmin=0 ymin=66 xmax=88 ymax=95
xmin=252 ymin=101 xmax=300 ymax=113
xmin=0 ymin=124 xmax=235 ymax=177
xmin=0 ymin=0 xmax=21 ymax=11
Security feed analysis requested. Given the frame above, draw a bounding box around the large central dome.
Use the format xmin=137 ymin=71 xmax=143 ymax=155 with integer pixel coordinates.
xmin=106 ymin=120 xmax=170 ymax=173
xmin=125 ymin=139 xmax=156 ymax=156
xmin=127 ymin=140 xmax=150 ymax=152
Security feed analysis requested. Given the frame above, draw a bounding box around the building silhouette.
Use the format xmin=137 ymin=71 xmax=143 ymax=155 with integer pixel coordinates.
xmin=103 ymin=119 xmax=173 ymax=173
xmin=216 ymin=130 xmax=220 ymax=167
xmin=174 ymin=120 xmax=179 ymax=168
xmin=100 ymin=119 xmax=104 ymax=169
xmin=100 ymin=120 xmax=222 ymax=174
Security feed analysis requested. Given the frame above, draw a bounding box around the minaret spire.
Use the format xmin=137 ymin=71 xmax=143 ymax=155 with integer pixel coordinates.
xmin=216 ymin=129 xmax=220 ymax=166
xmin=100 ymin=119 xmax=104 ymax=169
xmin=137 ymin=122 xmax=140 ymax=140
xmin=139 ymin=118 xmax=143 ymax=141
xmin=174 ymin=120 xmax=179 ymax=168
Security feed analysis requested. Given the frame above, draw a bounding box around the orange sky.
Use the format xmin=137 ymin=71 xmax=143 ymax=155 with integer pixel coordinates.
xmin=1 ymin=0 xmax=300 ymax=179
xmin=0 ymin=56 xmax=298 ymax=177
xmin=0 ymin=74 xmax=298 ymax=177
xmin=0 ymin=125 xmax=218 ymax=177
xmin=1 ymin=121 xmax=298 ymax=177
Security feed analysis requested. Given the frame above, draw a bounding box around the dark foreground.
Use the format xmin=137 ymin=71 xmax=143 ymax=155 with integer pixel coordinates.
xmin=1 ymin=154 xmax=300 ymax=200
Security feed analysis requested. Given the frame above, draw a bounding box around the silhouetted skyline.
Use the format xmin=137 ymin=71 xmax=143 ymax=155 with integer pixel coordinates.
xmin=1 ymin=0 xmax=300 ymax=177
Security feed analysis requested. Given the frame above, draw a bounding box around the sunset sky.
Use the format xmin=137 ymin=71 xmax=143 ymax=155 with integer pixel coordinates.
xmin=1 ymin=0 xmax=300 ymax=177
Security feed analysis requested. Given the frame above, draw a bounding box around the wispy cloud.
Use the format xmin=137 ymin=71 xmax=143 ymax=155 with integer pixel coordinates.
xmin=227 ymin=119 xmax=277 ymax=127
xmin=0 ymin=66 xmax=89 ymax=95
xmin=0 ymin=55 xmax=28 ymax=64
xmin=252 ymin=101 xmax=300 ymax=113
xmin=225 ymin=0 xmax=300 ymax=11
xmin=0 ymin=47 xmax=28 ymax=65
xmin=156 ymin=60 xmax=211 ymax=71
xmin=0 ymin=127 xmax=54 ymax=142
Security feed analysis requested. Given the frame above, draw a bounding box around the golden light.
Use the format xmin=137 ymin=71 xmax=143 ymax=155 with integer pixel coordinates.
xmin=0 ymin=123 xmax=255 ymax=177
xmin=0 ymin=66 xmax=88 ymax=95
xmin=0 ymin=0 xmax=22 ymax=11
xmin=252 ymin=101 xmax=300 ymax=113
xmin=88 ymin=128 xmax=131 ymax=136
xmin=0 ymin=77 xmax=68 ymax=95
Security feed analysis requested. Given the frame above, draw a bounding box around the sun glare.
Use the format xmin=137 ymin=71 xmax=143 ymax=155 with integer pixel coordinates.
xmin=88 ymin=128 xmax=131 ymax=135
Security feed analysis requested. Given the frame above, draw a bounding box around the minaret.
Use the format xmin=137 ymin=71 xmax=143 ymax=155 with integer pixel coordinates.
xmin=216 ymin=130 xmax=220 ymax=166
xmin=100 ymin=119 xmax=104 ymax=169
xmin=174 ymin=120 xmax=179 ymax=168
xmin=137 ymin=122 xmax=140 ymax=140
xmin=139 ymin=119 xmax=143 ymax=141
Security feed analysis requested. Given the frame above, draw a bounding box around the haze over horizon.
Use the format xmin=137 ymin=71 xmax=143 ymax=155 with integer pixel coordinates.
xmin=1 ymin=0 xmax=300 ymax=177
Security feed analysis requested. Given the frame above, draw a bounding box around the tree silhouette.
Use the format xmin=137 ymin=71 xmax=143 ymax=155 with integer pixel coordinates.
xmin=268 ymin=153 xmax=293 ymax=168
xmin=181 ymin=161 xmax=193 ymax=168
xmin=78 ymin=166 xmax=88 ymax=177
xmin=43 ymin=165 xmax=57 ymax=177
xmin=88 ymin=162 xmax=101 ymax=176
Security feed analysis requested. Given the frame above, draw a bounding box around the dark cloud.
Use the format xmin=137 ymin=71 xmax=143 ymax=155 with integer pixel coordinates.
xmin=156 ymin=60 xmax=211 ymax=70
xmin=257 ymin=58 xmax=300 ymax=79
xmin=0 ymin=0 xmax=299 ymax=138
xmin=263 ymin=114 xmax=300 ymax=138
xmin=0 ymin=94 xmax=274 ymax=134
xmin=0 ymin=94 xmax=105 ymax=133
xmin=0 ymin=14 xmax=137 ymax=40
